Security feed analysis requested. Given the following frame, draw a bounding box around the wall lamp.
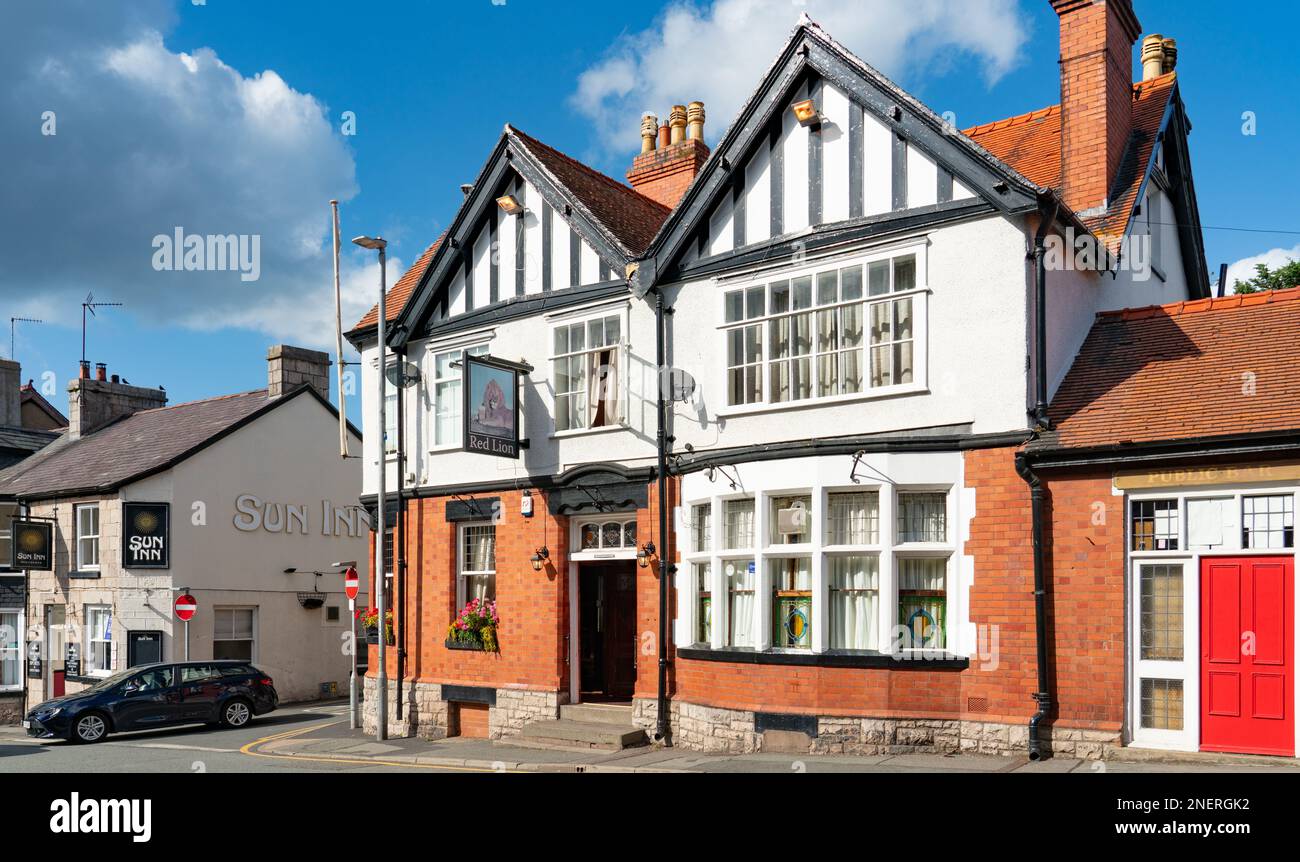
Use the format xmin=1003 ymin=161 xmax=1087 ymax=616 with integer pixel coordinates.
xmin=530 ymin=546 xmax=550 ymax=572
xmin=637 ymin=541 xmax=656 ymax=569
xmin=496 ymin=195 xmax=525 ymax=216
xmin=791 ymin=98 xmax=822 ymax=128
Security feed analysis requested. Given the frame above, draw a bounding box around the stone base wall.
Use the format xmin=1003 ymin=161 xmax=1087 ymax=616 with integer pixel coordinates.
xmin=490 ymin=689 xmax=560 ymax=738
xmin=362 ymin=678 xmax=559 ymax=740
xmin=0 ymin=693 xmax=24 ymax=725
xmin=661 ymin=699 xmax=1121 ymax=759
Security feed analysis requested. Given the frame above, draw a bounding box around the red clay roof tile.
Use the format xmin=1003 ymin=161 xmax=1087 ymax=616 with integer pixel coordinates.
xmin=1044 ymin=287 xmax=1300 ymax=449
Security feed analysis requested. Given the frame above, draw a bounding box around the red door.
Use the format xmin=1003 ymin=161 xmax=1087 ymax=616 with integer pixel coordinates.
xmin=1201 ymin=557 xmax=1294 ymax=756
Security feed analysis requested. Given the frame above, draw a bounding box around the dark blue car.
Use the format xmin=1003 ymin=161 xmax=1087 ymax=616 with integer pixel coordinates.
xmin=24 ymin=660 xmax=278 ymax=743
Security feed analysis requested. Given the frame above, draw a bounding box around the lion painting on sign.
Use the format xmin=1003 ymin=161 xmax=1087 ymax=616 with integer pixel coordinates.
xmin=474 ymin=377 xmax=512 ymax=431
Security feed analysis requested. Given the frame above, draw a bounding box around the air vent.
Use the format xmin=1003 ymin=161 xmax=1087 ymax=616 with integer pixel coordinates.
xmin=966 ymin=696 xmax=988 ymax=714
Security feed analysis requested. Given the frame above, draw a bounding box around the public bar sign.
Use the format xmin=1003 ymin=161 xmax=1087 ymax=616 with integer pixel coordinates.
xmin=122 ymin=502 xmax=170 ymax=569
xmin=463 ymin=355 xmax=521 ymax=460
xmin=11 ymin=519 xmax=53 ymax=570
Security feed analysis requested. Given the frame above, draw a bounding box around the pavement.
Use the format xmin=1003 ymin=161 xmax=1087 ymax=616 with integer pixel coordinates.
xmin=4 ymin=699 xmax=1300 ymax=773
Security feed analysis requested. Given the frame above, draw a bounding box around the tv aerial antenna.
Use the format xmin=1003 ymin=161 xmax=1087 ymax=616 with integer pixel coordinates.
xmin=81 ymin=291 xmax=124 ymax=365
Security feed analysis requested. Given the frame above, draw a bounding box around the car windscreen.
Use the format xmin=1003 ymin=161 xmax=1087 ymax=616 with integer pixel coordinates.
xmin=83 ymin=669 xmax=137 ymax=693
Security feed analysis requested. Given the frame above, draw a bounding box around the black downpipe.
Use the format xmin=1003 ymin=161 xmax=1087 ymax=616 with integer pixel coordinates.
xmin=1019 ymin=196 xmax=1060 ymax=760
xmin=395 ymin=351 xmax=406 ymax=722
xmin=1031 ymin=196 xmax=1059 ymax=430
xmin=654 ymin=288 xmax=673 ymax=745
xmin=1015 ymin=452 xmax=1052 ymax=760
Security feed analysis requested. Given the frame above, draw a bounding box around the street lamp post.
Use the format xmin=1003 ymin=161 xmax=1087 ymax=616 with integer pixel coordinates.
xmin=353 ymin=234 xmax=388 ymax=741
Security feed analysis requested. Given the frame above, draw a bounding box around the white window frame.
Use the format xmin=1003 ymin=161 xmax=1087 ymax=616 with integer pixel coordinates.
xmin=75 ymin=503 xmax=100 ymax=572
xmin=84 ymin=604 xmax=112 ymax=676
xmin=0 ymin=608 xmax=22 ymax=691
xmin=1125 ymin=485 xmax=1300 ymax=753
xmin=456 ymin=522 xmax=497 ymax=609
xmin=569 ymin=514 xmax=639 ymax=562
xmin=427 ymin=341 xmax=491 ymax=452
xmin=213 ymin=606 xmax=258 ymax=663
xmin=549 ymin=308 xmax=629 ymax=436
xmin=679 ymin=481 xmax=957 ymax=656
xmin=716 ymin=243 xmax=929 ymax=416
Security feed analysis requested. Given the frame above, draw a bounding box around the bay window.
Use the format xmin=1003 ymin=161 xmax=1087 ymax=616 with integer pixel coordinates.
xmin=684 ymin=482 xmax=955 ymax=656
xmin=430 ymin=344 xmax=489 ymax=448
xmin=721 ymin=249 xmax=925 ymax=408
xmin=552 ymin=313 xmax=624 ymax=432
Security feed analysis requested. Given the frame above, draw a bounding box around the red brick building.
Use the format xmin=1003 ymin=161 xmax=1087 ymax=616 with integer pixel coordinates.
xmin=345 ymin=1 xmax=1265 ymax=760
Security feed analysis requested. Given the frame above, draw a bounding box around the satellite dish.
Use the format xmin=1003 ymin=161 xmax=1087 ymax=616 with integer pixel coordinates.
xmin=386 ymin=360 xmax=422 ymax=388
xmin=667 ymin=368 xmax=696 ymax=403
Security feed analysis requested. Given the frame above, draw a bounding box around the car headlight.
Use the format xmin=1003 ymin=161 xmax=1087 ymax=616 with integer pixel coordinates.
xmin=40 ymin=707 xmax=62 ymax=719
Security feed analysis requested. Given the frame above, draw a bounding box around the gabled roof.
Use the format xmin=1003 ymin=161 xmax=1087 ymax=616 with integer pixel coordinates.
xmin=350 ymin=237 xmax=444 ymax=335
xmin=1035 ymin=288 xmax=1300 ymax=451
xmin=19 ymin=383 xmax=68 ymax=429
xmin=634 ymin=13 xmax=1045 ymax=293
xmin=352 ymin=126 xmax=671 ymax=347
xmin=509 ymin=127 xmax=670 ymax=258
xmin=965 ymin=73 xmax=1194 ymax=257
xmin=0 ymin=385 xmax=357 ymax=501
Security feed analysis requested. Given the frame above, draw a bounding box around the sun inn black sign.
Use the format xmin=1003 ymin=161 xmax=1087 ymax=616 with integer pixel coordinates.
xmin=11 ymin=519 xmax=53 ymax=570
xmin=122 ymin=502 xmax=170 ymax=569
xmin=462 ymin=355 xmax=522 ymax=460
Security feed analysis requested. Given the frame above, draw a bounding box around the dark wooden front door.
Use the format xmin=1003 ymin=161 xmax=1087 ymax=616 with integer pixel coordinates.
xmin=579 ymin=563 xmax=637 ymax=701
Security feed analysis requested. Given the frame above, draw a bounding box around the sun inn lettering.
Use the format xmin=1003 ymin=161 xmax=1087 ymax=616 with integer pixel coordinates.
xmin=233 ymin=494 xmax=364 ymax=537
xmin=49 ymin=793 xmax=152 ymax=843
xmin=151 ymin=226 xmax=261 ymax=282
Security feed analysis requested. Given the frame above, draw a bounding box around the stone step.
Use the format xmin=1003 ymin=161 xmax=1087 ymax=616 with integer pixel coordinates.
xmin=520 ymin=718 xmax=648 ymax=751
xmin=560 ymin=703 xmax=637 ymax=726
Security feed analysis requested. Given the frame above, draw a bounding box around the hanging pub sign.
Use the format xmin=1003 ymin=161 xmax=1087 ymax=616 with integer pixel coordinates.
xmin=122 ymin=502 xmax=170 ymax=569
xmin=11 ymin=519 xmax=53 ymax=570
xmin=463 ymin=355 xmax=521 ymax=459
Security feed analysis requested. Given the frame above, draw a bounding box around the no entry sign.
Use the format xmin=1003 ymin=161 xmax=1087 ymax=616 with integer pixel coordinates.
xmin=344 ymin=567 xmax=359 ymax=602
xmin=174 ymin=593 xmax=197 ymax=622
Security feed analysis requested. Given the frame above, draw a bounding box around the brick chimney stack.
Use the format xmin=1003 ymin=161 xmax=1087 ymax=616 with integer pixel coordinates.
xmin=627 ymin=100 xmax=709 ymax=209
xmin=68 ymin=365 xmax=167 ymax=440
xmin=267 ymin=344 xmax=330 ymax=400
xmin=1051 ymin=0 xmax=1141 ymax=215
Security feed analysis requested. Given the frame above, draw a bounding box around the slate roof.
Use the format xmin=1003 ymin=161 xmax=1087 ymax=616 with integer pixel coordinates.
xmin=0 ymin=389 xmax=274 ymax=499
xmin=1035 ymin=287 xmax=1300 ymax=451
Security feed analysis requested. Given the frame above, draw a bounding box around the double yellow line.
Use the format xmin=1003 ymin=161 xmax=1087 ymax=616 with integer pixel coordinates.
xmin=240 ymin=720 xmax=505 ymax=772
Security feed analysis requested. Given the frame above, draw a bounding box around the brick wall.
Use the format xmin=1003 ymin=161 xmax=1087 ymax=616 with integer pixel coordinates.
xmin=671 ymin=447 xmax=1126 ymax=737
xmin=1053 ymin=0 xmax=1139 ymax=213
xmin=369 ymin=479 xmax=677 ymax=703
xmin=627 ymin=140 xmax=709 ymax=209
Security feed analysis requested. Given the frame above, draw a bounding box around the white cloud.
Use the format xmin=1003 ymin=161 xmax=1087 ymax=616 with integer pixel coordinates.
xmin=1 ymin=1 xmax=358 ymax=351
xmin=572 ymin=0 xmax=1029 ymax=158
xmin=1225 ymin=244 xmax=1300 ymax=292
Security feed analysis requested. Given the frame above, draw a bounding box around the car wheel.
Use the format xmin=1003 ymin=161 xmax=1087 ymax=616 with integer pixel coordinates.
xmin=71 ymin=712 xmax=109 ymax=744
xmin=220 ymin=699 xmax=252 ymax=728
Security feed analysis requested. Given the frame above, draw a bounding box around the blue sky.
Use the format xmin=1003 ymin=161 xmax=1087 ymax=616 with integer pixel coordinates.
xmin=5 ymin=0 xmax=1298 ymax=422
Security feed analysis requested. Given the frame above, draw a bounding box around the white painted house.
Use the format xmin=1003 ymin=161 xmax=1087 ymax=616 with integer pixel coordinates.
xmin=348 ymin=3 xmax=1221 ymax=759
